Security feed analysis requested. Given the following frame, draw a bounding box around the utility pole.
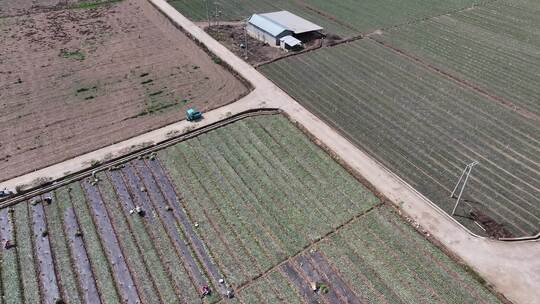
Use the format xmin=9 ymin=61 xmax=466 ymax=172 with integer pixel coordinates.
xmin=204 ymin=0 xmax=211 ymax=27
xmin=450 ymin=161 xmax=479 ymax=215
xmin=243 ymin=18 xmax=249 ymax=59
xmin=214 ymin=3 xmax=222 ymax=35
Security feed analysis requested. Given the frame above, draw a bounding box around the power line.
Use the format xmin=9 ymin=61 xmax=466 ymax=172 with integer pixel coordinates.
xmin=450 ymin=161 xmax=479 ymax=216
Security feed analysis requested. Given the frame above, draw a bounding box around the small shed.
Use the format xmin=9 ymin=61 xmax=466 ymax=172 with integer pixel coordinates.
xmin=246 ymin=11 xmax=323 ymax=50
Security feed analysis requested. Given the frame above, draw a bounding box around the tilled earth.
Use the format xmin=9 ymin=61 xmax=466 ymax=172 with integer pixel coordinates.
xmin=0 ymin=0 xmax=248 ymax=181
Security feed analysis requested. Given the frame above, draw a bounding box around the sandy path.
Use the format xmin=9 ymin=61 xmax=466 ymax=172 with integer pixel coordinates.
xmin=2 ymin=1 xmax=539 ymax=303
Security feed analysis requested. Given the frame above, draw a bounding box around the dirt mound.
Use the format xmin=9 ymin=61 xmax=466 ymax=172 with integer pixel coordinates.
xmin=470 ymin=209 xmax=513 ymax=239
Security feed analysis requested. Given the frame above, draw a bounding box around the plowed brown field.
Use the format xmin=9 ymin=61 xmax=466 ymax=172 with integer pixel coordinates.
xmin=0 ymin=0 xmax=247 ymax=181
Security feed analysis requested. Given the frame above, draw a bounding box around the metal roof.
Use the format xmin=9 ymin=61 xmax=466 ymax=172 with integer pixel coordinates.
xmin=280 ymin=35 xmax=302 ymax=46
xmin=248 ymin=14 xmax=288 ymax=37
xmin=259 ymin=11 xmax=323 ymax=34
xmin=248 ymin=11 xmax=323 ymax=36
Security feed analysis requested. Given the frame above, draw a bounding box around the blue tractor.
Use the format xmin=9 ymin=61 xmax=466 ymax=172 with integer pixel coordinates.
xmin=186 ymin=108 xmax=202 ymax=121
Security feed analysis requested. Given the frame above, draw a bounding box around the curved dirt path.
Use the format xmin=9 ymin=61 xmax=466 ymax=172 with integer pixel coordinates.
xmin=2 ymin=1 xmax=539 ymax=303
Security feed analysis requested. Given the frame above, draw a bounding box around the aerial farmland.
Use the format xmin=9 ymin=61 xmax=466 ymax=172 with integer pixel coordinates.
xmin=0 ymin=0 xmax=248 ymax=181
xmin=0 ymin=115 xmax=501 ymax=303
xmin=1 ymin=0 xmax=539 ymax=302
xmin=254 ymin=0 xmax=540 ymax=239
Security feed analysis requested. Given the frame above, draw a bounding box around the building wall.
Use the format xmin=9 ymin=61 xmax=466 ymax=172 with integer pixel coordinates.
xmin=246 ymin=24 xmax=292 ymax=47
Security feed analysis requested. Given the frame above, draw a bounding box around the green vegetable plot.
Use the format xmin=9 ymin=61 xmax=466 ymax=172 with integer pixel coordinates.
xmin=260 ymin=40 xmax=540 ymax=237
xmin=0 ymin=114 xmax=501 ymax=303
xmin=378 ymin=0 xmax=540 ymax=116
xmin=169 ymin=0 xmax=482 ymax=35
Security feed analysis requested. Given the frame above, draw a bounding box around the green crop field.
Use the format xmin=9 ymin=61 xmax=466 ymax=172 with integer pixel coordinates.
xmin=168 ymin=0 xmax=483 ymax=36
xmin=259 ymin=40 xmax=540 ymax=238
xmin=376 ymin=0 xmax=540 ymax=116
xmin=238 ymin=205 xmax=500 ymax=303
xmin=0 ymin=115 xmax=500 ymax=303
xmin=168 ymin=0 xmax=357 ymax=36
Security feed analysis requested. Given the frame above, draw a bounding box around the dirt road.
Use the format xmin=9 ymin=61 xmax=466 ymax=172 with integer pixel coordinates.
xmin=2 ymin=1 xmax=539 ymax=303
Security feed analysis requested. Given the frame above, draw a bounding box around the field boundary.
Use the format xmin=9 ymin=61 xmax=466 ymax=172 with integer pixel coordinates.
xmin=0 ymin=109 xmax=280 ymax=210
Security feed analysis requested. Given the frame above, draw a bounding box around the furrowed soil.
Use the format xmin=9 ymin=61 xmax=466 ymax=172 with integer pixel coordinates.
xmin=0 ymin=0 xmax=247 ymax=182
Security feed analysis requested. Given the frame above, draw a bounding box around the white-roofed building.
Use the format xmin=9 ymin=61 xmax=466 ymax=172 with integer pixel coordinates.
xmin=246 ymin=11 xmax=323 ymax=50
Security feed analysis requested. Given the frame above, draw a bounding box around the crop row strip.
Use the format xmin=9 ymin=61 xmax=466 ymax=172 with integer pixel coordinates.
xmin=120 ymin=164 xmax=209 ymax=290
xmin=214 ymin=123 xmax=319 ymax=256
xmin=69 ymin=182 xmax=122 ymax=303
xmin=44 ymin=190 xmax=82 ymax=304
xmin=234 ymin=121 xmax=338 ymax=230
xmin=202 ymin=127 xmax=304 ymax=253
xmin=336 ymin=207 xmax=497 ymax=303
xmin=0 ymin=206 xmax=23 ymax=303
xmin=221 ymin=123 xmax=332 ymax=241
xmin=82 ymin=181 xmax=141 ymax=303
xmin=13 ymin=202 xmax=40 ymax=303
xmin=108 ymin=169 xmax=199 ymax=303
xmin=158 ymin=149 xmax=255 ymax=287
xmin=380 ymin=207 xmax=493 ymax=303
xmin=194 ymin=134 xmax=291 ymax=259
xmin=63 ymin=205 xmax=101 ymax=303
xmin=132 ymin=159 xmax=215 ymax=286
xmin=262 ymin=63 xmax=474 ymax=211
xmin=247 ymin=117 xmax=369 ymax=223
xmin=30 ymin=196 xmax=61 ymax=304
xmin=143 ymin=158 xmax=231 ymax=295
xmin=309 ymin=251 xmax=363 ymax=304
xmin=183 ymin=129 xmax=299 ymax=288
xmin=254 ymin=116 xmax=362 ymax=208
xmin=232 ymin=200 xmax=383 ymax=295
xmin=162 ymin=141 xmax=266 ymax=282
xmin=0 ymin=109 xmax=281 ymax=209
xmin=94 ymin=178 xmax=163 ymax=303
xmin=181 ymin=131 xmax=298 ymax=299
xmin=292 ymin=253 xmax=342 ymax=304
xmin=320 ymin=229 xmax=403 ymax=303
xmin=98 ymin=172 xmax=179 ymax=303
xmin=179 ymin=138 xmax=279 ymax=270
xmin=280 ymin=261 xmax=321 ymax=303
xmin=296 ymin=41 xmax=540 ymax=196
xmin=334 ymin=41 xmax=540 ymax=223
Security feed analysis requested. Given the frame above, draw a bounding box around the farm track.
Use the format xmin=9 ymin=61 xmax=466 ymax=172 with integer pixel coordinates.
xmin=0 ymin=109 xmax=280 ymax=210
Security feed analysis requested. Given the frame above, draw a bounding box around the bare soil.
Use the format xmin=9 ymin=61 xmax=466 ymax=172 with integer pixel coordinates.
xmin=0 ymin=0 xmax=114 ymax=18
xmin=205 ymin=24 xmax=285 ymax=66
xmin=204 ymin=24 xmax=330 ymax=66
xmin=469 ymin=209 xmax=514 ymax=239
xmin=0 ymin=0 xmax=247 ymax=181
